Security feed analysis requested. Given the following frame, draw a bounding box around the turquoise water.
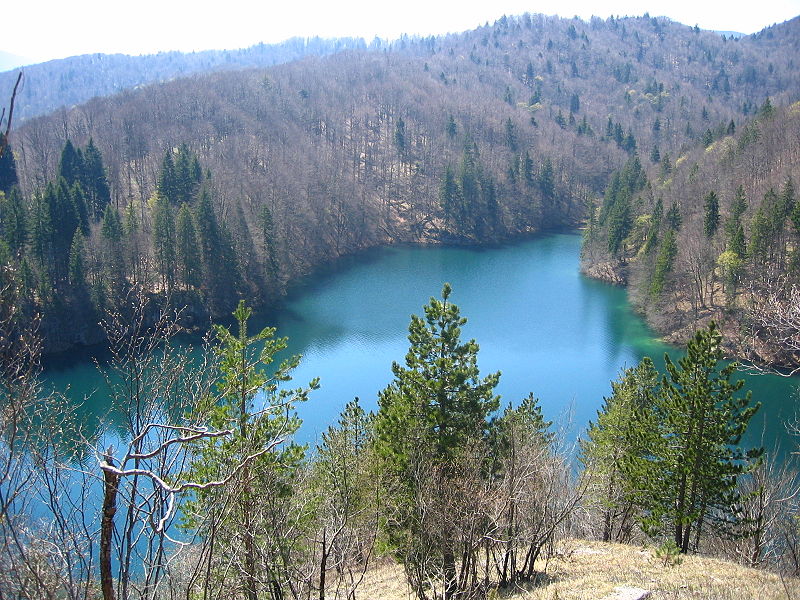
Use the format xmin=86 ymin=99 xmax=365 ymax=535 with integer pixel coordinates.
xmin=43 ymin=233 xmax=798 ymax=456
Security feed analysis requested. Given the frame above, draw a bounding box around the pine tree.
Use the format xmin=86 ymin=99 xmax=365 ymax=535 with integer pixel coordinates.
xmin=0 ymin=187 xmax=26 ymax=257
xmin=665 ymin=201 xmax=682 ymax=231
xmin=650 ymin=229 xmax=677 ymax=298
xmin=375 ymin=284 xmax=500 ymax=598
xmin=68 ymin=229 xmax=87 ymax=290
xmin=157 ymin=150 xmax=178 ymax=205
xmin=82 ymin=138 xmax=111 ymax=219
xmin=101 ymin=204 xmax=126 ymax=295
xmin=703 ymin=191 xmax=720 ymax=238
xmin=151 ymin=192 xmax=176 ymax=294
xmin=581 ymin=359 xmax=660 ymax=543
xmin=0 ymin=142 xmax=18 ymax=193
xmin=57 ymin=140 xmax=84 ymax=187
xmin=185 ymin=301 xmax=317 ymax=600
xmin=446 ymin=114 xmax=457 ymax=138
xmin=175 ymin=202 xmax=200 ymax=289
xmin=633 ymin=323 xmax=762 ymax=552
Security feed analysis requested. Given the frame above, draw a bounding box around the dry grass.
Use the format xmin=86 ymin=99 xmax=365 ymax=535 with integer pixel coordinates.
xmin=356 ymin=539 xmax=799 ymax=600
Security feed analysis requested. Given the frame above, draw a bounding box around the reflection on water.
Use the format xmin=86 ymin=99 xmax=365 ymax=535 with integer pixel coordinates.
xmin=43 ymin=233 xmax=799 ymax=458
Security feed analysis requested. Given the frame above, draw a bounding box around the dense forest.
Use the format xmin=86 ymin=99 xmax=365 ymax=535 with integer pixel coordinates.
xmin=0 ymin=37 xmax=372 ymax=122
xmin=1 ymin=12 xmax=800 ymax=600
xmin=582 ymin=100 xmax=800 ymax=370
xmin=2 ymin=13 xmax=800 ymax=354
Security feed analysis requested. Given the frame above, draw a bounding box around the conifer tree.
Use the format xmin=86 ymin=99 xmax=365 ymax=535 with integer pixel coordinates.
xmin=82 ymin=138 xmax=112 ymax=219
xmin=375 ymin=284 xmax=500 ymax=599
xmin=650 ymin=229 xmax=677 ymax=298
xmin=703 ymin=191 xmax=720 ymax=238
xmin=68 ymin=229 xmax=86 ymax=290
xmin=582 ymin=359 xmax=660 ymax=542
xmin=632 ymin=323 xmax=762 ymax=552
xmin=0 ymin=142 xmax=18 ymax=193
xmin=0 ymin=187 xmax=26 ymax=257
xmin=57 ymin=140 xmax=84 ymax=187
xmin=151 ymin=192 xmax=176 ymax=294
xmin=175 ymin=203 xmax=199 ymax=289
xmin=185 ymin=301 xmax=317 ymax=600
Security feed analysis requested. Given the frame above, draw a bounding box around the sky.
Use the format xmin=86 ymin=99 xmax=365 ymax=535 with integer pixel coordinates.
xmin=6 ymin=0 xmax=800 ymax=65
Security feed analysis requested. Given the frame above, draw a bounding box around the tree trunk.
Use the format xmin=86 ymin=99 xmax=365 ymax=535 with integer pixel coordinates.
xmin=101 ymin=455 xmax=120 ymax=600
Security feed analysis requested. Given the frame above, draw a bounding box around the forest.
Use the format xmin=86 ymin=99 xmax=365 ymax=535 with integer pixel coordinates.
xmin=0 ymin=10 xmax=799 ymax=600
xmin=1 ymin=13 xmax=799 ymax=357
xmin=0 ymin=284 xmax=791 ymax=600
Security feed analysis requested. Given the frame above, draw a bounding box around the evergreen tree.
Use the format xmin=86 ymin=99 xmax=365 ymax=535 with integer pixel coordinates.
xmin=632 ymin=323 xmax=762 ymax=552
xmin=665 ymin=201 xmax=682 ymax=231
xmin=538 ymin=156 xmax=555 ymax=201
xmin=82 ymin=138 xmax=112 ymax=219
xmin=581 ymin=359 xmax=660 ymax=542
xmin=175 ymin=203 xmax=200 ymax=289
xmin=69 ymin=182 xmax=90 ymax=235
xmin=446 ymin=114 xmax=457 ymax=138
xmin=57 ymin=140 xmax=84 ymax=187
xmin=68 ymin=229 xmax=87 ymax=290
xmin=29 ymin=192 xmax=53 ymax=271
xmin=194 ymin=188 xmax=240 ymax=312
xmin=185 ymin=301 xmax=317 ymax=600
xmin=157 ymin=150 xmax=178 ymax=205
xmin=650 ymin=229 xmax=677 ymax=298
xmin=375 ymin=284 xmax=500 ymax=598
xmin=0 ymin=187 xmax=26 ymax=257
xmin=0 ymin=142 xmax=18 ymax=193
xmin=725 ymin=185 xmax=748 ymax=242
xmin=101 ymin=204 xmax=126 ymax=295
xmin=48 ymin=179 xmax=81 ymax=284
xmin=151 ymin=192 xmax=176 ymax=294
xmin=703 ymin=191 xmax=720 ymax=238
xmin=728 ymin=224 xmax=747 ymax=258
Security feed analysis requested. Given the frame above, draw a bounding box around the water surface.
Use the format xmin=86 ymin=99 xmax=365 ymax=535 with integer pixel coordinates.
xmin=44 ymin=233 xmax=799 ymax=455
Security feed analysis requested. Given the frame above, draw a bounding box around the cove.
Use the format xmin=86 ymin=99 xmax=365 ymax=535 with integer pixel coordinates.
xmin=43 ymin=233 xmax=798 ymax=456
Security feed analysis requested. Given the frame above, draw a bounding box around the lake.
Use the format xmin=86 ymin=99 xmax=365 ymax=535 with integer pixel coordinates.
xmin=43 ymin=232 xmax=799 ymax=456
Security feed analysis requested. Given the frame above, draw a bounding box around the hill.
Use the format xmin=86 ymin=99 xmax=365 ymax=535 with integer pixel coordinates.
xmin=0 ymin=37 xmax=370 ymax=122
xmin=3 ymin=13 xmax=800 ymax=353
xmin=360 ymin=539 xmax=798 ymax=599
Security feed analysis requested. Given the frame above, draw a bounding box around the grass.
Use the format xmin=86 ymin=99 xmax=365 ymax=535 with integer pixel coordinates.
xmin=356 ymin=539 xmax=799 ymax=600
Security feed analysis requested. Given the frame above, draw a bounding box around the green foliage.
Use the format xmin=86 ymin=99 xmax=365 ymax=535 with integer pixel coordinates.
xmin=703 ymin=191 xmax=720 ymax=238
xmin=446 ymin=114 xmax=457 ymax=138
xmin=0 ymin=142 xmax=18 ymax=194
xmin=376 ymin=283 xmax=500 ymax=467
xmin=631 ymin=323 xmax=762 ymax=552
xmin=100 ymin=204 xmax=123 ymax=242
xmin=0 ymin=187 xmax=26 ymax=256
xmin=68 ymin=229 xmax=86 ymax=289
xmin=581 ymin=358 xmax=660 ymax=542
xmin=654 ymin=539 xmax=683 ymax=567
xmin=157 ymin=144 xmax=202 ymax=205
xmin=175 ymin=203 xmax=199 ymax=289
xmin=185 ymin=300 xmax=317 ymax=597
xmin=650 ymin=229 xmax=677 ymax=298
xmin=151 ymin=192 xmax=176 ymax=292
xmin=374 ymin=283 xmax=500 ymax=587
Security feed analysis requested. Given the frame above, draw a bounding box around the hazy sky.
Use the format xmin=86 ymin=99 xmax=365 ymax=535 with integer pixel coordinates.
xmin=7 ymin=0 xmax=800 ymax=64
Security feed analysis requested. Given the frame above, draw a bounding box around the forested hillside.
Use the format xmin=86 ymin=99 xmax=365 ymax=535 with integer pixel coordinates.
xmin=582 ymin=101 xmax=800 ymax=370
xmin=0 ymin=37 xmax=370 ymax=121
xmin=2 ymin=13 xmax=800 ymax=353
